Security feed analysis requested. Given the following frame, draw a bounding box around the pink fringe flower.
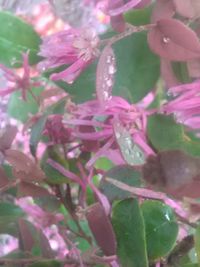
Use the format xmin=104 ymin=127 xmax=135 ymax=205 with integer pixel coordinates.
xmin=0 ymin=53 xmax=39 ymax=101
xmin=38 ymin=27 xmax=100 ymax=83
xmin=64 ymin=96 xmax=155 ymax=167
xmin=162 ymin=79 xmax=200 ymax=131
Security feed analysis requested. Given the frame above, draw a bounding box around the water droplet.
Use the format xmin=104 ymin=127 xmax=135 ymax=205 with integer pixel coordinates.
xmin=41 ymin=66 xmax=47 ymax=72
xmin=106 ymin=55 xmax=112 ymax=63
xmin=135 ymin=150 xmax=142 ymax=158
xmin=116 ymin=132 xmax=121 ymax=139
xmin=106 ymin=79 xmax=113 ymax=87
xmin=125 ymin=148 xmax=131 ymax=155
xmin=68 ymin=80 xmax=74 ymax=85
xmin=163 ymin=37 xmax=170 ymax=44
xmin=108 ymin=65 xmax=116 ymax=75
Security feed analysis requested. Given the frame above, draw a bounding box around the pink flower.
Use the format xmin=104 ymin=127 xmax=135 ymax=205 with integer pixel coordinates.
xmin=0 ymin=53 xmax=39 ymax=101
xmin=162 ymin=79 xmax=200 ymax=130
xmin=64 ymin=96 xmax=155 ymax=167
xmin=38 ymin=27 xmax=100 ymax=83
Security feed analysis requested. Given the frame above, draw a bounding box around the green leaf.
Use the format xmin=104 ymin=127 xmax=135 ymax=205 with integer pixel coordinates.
xmin=124 ymin=6 xmax=152 ymax=26
xmin=0 ymin=202 xmax=24 ymax=234
xmin=0 ymin=11 xmax=41 ymax=67
xmin=52 ymin=62 xmax=97 ymax=103
xmin=28 ymin=260 xmax=61 ymax=267
xmin=112 ymin=198 xmax=148 ymax=267
xmin=147 ymin=114 xmax=200 ymax=157
xmin=112 ymin=32 xmax=160 ymax=102
xmin=30 ymin=115 xmax=47 ymax=156
xmin=141 ymin=200 xmax=178 ymax=260
xmin=0 ymin=202 xmax=24 ymax=222
xmin=41 ymin=148 xmax=70 ymax=184
xmin=172 ymin=62 xmax=192 ymax=84
xmin=7 ymin=87 xmax=43 ymax=122
xmin=194 ymin=224 xmax=200 ymax=264
xmin=100 ymin=165 xmax=142 ymax=202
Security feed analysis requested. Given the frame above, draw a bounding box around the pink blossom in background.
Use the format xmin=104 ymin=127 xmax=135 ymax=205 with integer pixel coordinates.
xmin=38 ymin=27 xmax=100 ymax=83
xmin=0 ymin=53 xmax=40 ymax=101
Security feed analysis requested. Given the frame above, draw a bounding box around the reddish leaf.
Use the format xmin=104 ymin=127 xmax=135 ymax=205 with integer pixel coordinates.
xmin=151 ymin=0 xmax=175 ymax=23
xmin=107 ymin=0 xmax=126 ymax=32
xmin=86 ymin=203 xmax=116 ymax=256
xmin=5 ymin=149 xmax=45 ymax=182
xmin=148 ymin=18 xmax=200 ymax=61
xmin=17 ymin=182 xmax=51 ymax=198
xmin=187 ymin=59 xmax=200 ymax=78
xmin=143 ymin=150 xmax=200 ymax=199
xmin=0 ymin=167 xmax=9 ymax=188
xmin=168 ymin=181 xmax=200 ymax=199
xmin=18 ymin=218 xmax=53 ymax=258
xmin=0 ymin=125 xmax=17 ymax=151
xmin=173 ymin=0 xmax=200 ymax=18
xmin=96 ymin=46 xmax=116 ymax=105
xmin=5 ymin=149 xmax=33 ymax=173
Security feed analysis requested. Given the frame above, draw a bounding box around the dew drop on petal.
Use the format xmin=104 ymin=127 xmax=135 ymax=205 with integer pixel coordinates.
xmin=96 ymin=46 xmax=116 ymax=105
xmin=106 ymin=79 xmax=113 ymax=87
xmin=108 ymin=65 xmax=116 ymax=75
xmin=163 ymin=36 xmax=170 ymax=44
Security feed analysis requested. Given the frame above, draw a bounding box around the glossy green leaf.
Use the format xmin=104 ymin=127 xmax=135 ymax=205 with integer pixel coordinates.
xmin=0 ymin=11 xmax=41 ymax=67
xmin=124 ymin=6 xmax=152 ymax=26
xmin=0 ymin=202 xmax=24 ymax=235
xmin=100 ymin=165 xmax=142 ymax=202
xmin=141 ymin=200 xmax=178 ymax=260
xmin=7 ymin=87 xmax=43 ymax=122
xmin=30 ymin=115 xmax=47 ymax=156
xmin=112 ymin=198 xmax=148 ymax=267
xmin=147 ymin=114 xmax=200 ymax=157
xmin=113 ymin=32 xmax=160 ymax=102
xmin=0 ymin=202 xmax=24 ymax=223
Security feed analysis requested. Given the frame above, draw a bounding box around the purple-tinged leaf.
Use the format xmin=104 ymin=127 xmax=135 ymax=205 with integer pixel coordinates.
xmin=17 ymin=182 xmax=51 ymax=198
xmin=173 ymin=0 xmax=200 ymax=18
xmin=96 ymin=46 xmax=116 ymax=105
xmin=0 ymin=125 xmax=17 ymax=152
xmin=110 ymin=14 xmax=126 ymax=32
xmin=187 ymin=59 xmax=200 ymax=78
xmin=5 ymin=149 xmax=45 ymax=182
xmin=113 ymin=121 xmax=146 ymax=166
xmin=151 ymin=0 xmax=175 ymax=23
xmin=148 ymin=18 xmax=200 ymax=61
xmin=86 ymin=203 xmax=117 ymax=256
xmin=5 ymin=149 xmax=34 ymax=173
xmin=143 ymin=150 xmax=200 ymax=199
xmin=18 ymin=218 xmax=53 ymax=258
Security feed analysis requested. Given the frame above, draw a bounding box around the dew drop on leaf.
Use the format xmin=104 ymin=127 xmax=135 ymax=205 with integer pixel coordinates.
xmin=113 ymin=120 xmax=146 ymax=166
